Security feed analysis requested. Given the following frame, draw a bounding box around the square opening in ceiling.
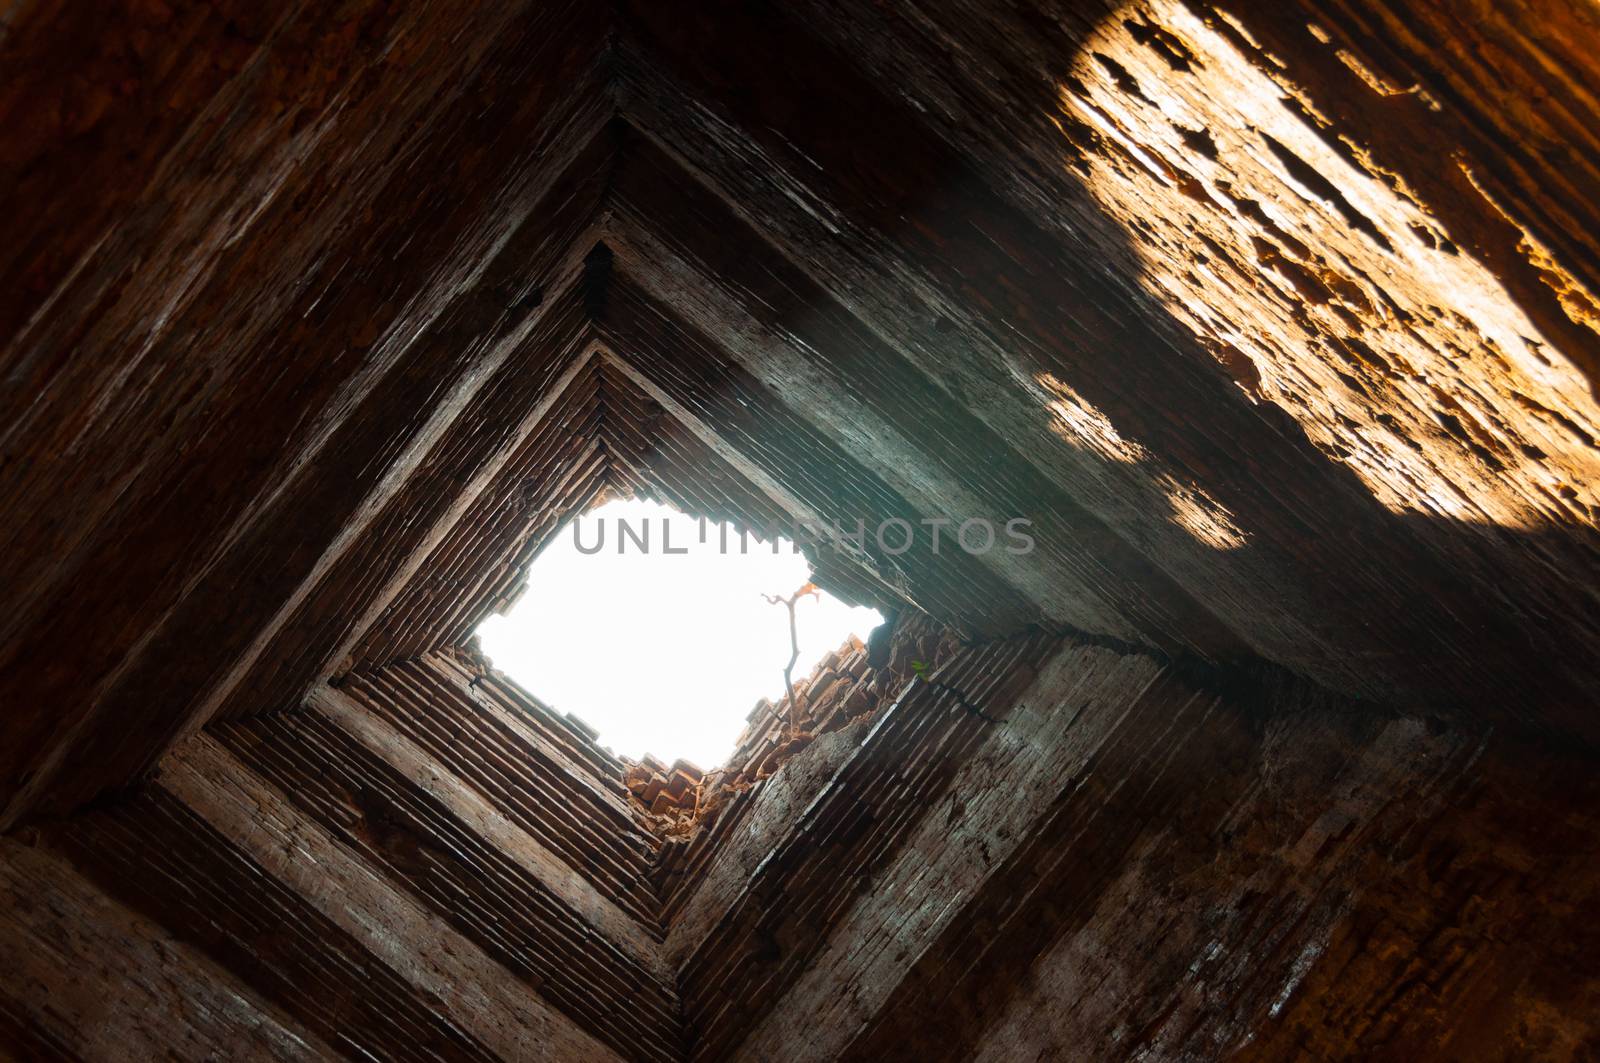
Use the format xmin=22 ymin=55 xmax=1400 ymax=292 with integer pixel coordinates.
xmin=475 ymin=497 xmax=883 ymax=768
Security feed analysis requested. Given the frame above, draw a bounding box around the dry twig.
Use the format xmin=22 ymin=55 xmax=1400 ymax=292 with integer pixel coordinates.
xmin=761 ymin=581 xmax=819 ymax=735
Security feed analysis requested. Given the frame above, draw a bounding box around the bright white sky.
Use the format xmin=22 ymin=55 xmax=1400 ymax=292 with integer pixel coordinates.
xmin=475 ymin=498 xmax=883 ymax=768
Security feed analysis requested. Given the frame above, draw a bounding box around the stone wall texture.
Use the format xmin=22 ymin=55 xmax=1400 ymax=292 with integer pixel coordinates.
xmin=2 ymin=0 xmax=1599 ymax=1058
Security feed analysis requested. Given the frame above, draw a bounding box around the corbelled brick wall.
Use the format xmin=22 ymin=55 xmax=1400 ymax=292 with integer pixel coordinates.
xmin=4 ymin=0 xmax=1600 ymax=1057
xmin=3 ymin=624 xmax=1598 ymax=1059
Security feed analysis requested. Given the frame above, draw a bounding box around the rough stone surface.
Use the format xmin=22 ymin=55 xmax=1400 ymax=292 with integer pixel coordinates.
xmin=2 ymin=0 xmax=1599 ymax=1059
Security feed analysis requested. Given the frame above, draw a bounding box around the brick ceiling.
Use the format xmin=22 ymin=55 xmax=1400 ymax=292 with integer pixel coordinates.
xmin=6 ymin=0 xmax=1600 ymax=830
xmin=5 ymin=0 xmax=1600 ymax=1058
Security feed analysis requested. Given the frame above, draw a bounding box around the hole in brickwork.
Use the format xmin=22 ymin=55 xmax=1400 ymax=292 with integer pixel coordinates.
xmin=475 ymin=498 xmax=881 ymax=768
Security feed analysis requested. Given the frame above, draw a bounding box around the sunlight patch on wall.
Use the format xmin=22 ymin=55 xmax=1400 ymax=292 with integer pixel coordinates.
xmin=1052 ymin=0 xmax=1600 ymax=533
xmin=1035 ymin=370 xmax=1147 ymax=465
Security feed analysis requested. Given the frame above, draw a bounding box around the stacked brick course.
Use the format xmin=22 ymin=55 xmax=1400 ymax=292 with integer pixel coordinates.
xmin=4 ymin=0 xmax=1600 ymax=1057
